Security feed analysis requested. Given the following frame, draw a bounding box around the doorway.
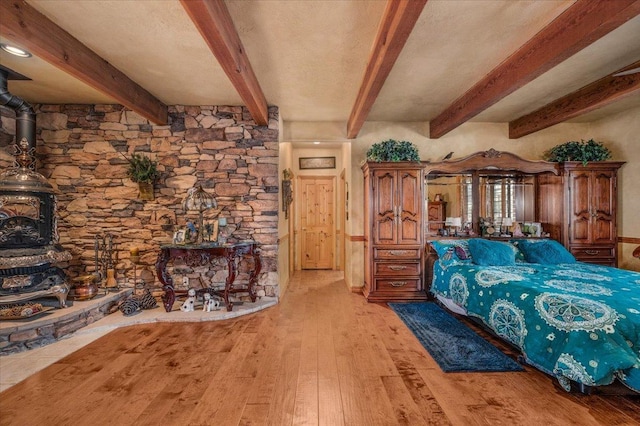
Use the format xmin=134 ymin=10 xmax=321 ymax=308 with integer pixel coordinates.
xmin=298 ymin=176 xmax=335 ymax=269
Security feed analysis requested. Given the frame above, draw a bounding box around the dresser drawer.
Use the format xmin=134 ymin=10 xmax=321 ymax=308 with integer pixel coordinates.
xmin=374 ymin=248 xmax=420 ymax=259
xmin=576 ymin=258 xmax=616 ymax=267
xmin=374 ymin=261 xmax=420 ymax=275
xmin=570 ymin=247 xmax=614 ymax=259
xmin=375 ymin=277 xmax=422 ymax=291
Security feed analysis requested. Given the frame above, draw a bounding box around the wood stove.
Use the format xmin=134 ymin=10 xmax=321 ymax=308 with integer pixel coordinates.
xmin=0 ymin=67 xmax=70 ymax=308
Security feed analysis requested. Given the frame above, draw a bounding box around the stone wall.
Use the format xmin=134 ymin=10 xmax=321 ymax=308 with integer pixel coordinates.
xmin=0 ymin=104 xmax=279 ymax=298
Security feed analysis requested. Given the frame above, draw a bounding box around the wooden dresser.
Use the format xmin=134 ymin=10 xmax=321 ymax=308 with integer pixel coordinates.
xmin=362 ymin=162 xmax=427 ymax=302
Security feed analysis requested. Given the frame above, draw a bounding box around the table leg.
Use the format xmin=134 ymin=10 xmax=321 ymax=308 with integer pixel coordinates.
xmin=155 ymin=249 xmax=175 ymax=313
xmin=247 ymin=250 xmax=261 ymax=302
xmin=223 ymin=253 xmax=237 ymax=311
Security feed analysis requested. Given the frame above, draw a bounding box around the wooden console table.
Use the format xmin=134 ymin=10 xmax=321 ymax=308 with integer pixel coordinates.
xmin=155 ymin=242 xmax=261 ymax=312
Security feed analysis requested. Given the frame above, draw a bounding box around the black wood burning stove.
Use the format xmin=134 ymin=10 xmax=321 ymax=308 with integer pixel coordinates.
xmin=0 ymin=67 xmax=70 ymax=307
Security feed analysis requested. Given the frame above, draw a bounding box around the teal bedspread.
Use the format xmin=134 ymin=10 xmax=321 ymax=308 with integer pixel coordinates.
xmin=430 ymin=261 xmax=640 ymax=392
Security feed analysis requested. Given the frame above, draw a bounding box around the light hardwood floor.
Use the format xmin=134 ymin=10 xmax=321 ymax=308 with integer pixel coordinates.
xmin=1 ymin=270 xmax=639 ymax=425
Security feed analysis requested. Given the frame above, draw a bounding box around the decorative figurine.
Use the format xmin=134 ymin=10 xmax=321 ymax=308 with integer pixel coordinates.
xmin=203 ymin=292 xmax=220 ymax=312
xmin=134 ymin=287 xmax=158 ymax=310
xmin=119 ymin=298 xmax=141 ymax=316
xmin=180 ymin=288 xmax=197 ymax=312
xmin=512 ymin=222 xmax=525 ymax=237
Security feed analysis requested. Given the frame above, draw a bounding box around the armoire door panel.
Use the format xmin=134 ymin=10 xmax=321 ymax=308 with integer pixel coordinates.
xmin=398 ymin=170 xmax=422 ymax=244
xmin=593 ymin=171 xmax=615 ymax=243
xmin=593 ymin=218 xmax=615 ymax=243
xmin=594 ymin=172 xmax=614 ymax=216
xmin=570 ymin=172 xmax=591 ymax=216
xmin=373 ymin=171 xmax=397 ymax=245
xmin=569 ymin=171 xmax=592 ymax=243
xmin=571 ymin=217 xmax=591 ymax=242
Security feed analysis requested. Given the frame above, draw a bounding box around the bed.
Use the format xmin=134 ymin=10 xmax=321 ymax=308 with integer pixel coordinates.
xmin=428 ymin=238 xmax=640 ymax=393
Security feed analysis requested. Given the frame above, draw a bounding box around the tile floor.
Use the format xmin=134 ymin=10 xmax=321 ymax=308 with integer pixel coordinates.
xmin=0 ymin=297 xmax=277 ymax=392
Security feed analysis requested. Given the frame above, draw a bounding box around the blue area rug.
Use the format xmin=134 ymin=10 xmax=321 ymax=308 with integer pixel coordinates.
xmin=389 ymin=302 xmax=524 ymax=373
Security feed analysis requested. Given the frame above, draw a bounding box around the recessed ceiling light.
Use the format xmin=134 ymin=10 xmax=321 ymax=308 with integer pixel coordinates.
xmin=0 ymin=43 xmax=32 ymax=58
xmin=313 ymin=141 xmax=320 ymax=145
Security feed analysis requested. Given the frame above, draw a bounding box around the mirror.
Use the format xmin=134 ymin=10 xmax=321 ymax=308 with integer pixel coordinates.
xmin=426 ymin=172 xmax=536 ymax=236
xmin=423 ymin=149 xmax=559 ymax=238
xmin=479 ymin=174 xmax=536 ymax=222
xmin=426 ymin=174 xmax=472 ymax=236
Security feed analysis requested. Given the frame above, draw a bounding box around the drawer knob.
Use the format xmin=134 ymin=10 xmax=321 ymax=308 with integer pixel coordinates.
xmin=585 ymin=250 xmax=600 ymax=255
xmin=389 ymin=281 xmax=407 ymax=287
xmin=388 ymin=265 xmax=408 ymax=271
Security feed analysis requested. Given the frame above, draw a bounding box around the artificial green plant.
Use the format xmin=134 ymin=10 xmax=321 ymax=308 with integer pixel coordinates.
xmin=366 ymin=139 xmax=420 ymax=162
xmin=544 ymin=139 xmax=612 ymax=166
xmin=123 ymin=153 xmax=159 ymax=183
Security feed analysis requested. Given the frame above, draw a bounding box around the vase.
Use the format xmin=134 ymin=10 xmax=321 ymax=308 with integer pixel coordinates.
xmin=138 ymin=182 xmax=154 ymax=200
xmin=105 ymin=268 xmax=117 ymax=289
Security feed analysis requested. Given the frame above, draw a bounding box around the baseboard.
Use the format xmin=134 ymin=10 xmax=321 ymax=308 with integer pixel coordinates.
xmin=350 ymin=286 xmax=363 ymax=294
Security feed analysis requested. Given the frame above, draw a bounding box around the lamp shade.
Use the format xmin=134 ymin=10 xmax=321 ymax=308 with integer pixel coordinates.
xmin=502 ymin=217 xmax=513 ymax=227
xmin=447 ymin=217 xmax=462 ymax=227
xmin=183 ymin=184 xmax=217 ymax=244
xmin=183 ymin=184 xmax=217 ymax=212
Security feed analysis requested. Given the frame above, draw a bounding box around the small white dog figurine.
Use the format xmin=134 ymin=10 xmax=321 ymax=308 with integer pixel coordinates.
xmin=180 ymin=288 xmax=197 ymax=312
xmin=203 ymin=292 xmax=220 ymax=312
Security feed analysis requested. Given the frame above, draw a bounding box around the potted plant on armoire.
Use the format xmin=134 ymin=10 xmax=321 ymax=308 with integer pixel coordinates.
xmin=362 ymin=139 xmax=426 ymax=302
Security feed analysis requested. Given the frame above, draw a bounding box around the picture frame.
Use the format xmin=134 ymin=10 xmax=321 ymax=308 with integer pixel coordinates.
xmin=299 ymin=157 xmax=336 ymax=170
xmin=173 ymin=229 xmax=186 ymax=245
xmin=204 ymin=221 xmax=219 ymax=242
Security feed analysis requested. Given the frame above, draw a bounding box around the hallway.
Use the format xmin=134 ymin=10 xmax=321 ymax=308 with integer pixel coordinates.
xmin=1 ymin=271 xmax=638 ymax=425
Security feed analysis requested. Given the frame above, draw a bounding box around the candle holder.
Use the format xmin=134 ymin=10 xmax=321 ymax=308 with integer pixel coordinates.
xmin=130 ymin=254 xmax=140 ymax=287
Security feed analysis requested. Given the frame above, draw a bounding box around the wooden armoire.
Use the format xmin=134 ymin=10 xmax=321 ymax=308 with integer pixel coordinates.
xmin=560 ymin=162 xmax=624 ymax=266
xmin=362 ymin=162 xmax=427 ymax=302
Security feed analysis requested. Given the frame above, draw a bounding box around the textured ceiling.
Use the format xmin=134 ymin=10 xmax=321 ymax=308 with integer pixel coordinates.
xmin=1 ymin=0 xmax=639 ymax=129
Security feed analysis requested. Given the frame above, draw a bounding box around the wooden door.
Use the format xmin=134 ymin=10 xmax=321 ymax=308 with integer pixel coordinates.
xmin=300 ymin=176 xmax=335 ymax=269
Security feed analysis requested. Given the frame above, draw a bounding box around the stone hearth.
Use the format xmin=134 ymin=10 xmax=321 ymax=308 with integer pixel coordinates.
xmin=0 ymin=289 xmax=131 ymax=355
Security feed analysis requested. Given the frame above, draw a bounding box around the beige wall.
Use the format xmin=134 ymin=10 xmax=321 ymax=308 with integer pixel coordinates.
xmin=278 ymin=142 xmax=293 ymax=296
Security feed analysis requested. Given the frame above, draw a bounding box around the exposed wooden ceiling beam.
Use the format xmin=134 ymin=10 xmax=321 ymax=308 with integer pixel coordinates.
xmin=180 ymin=0 xmax=268 ymax=126
xmin=429 ymin=0 xmax=640 ymax=139
xmin=346 ymin=0 xmax=428 ymax=139
xmin=509 ymin=61 xmax=640 ymax=138
xmin=0 ymin=0 xmax=168 ymax=125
